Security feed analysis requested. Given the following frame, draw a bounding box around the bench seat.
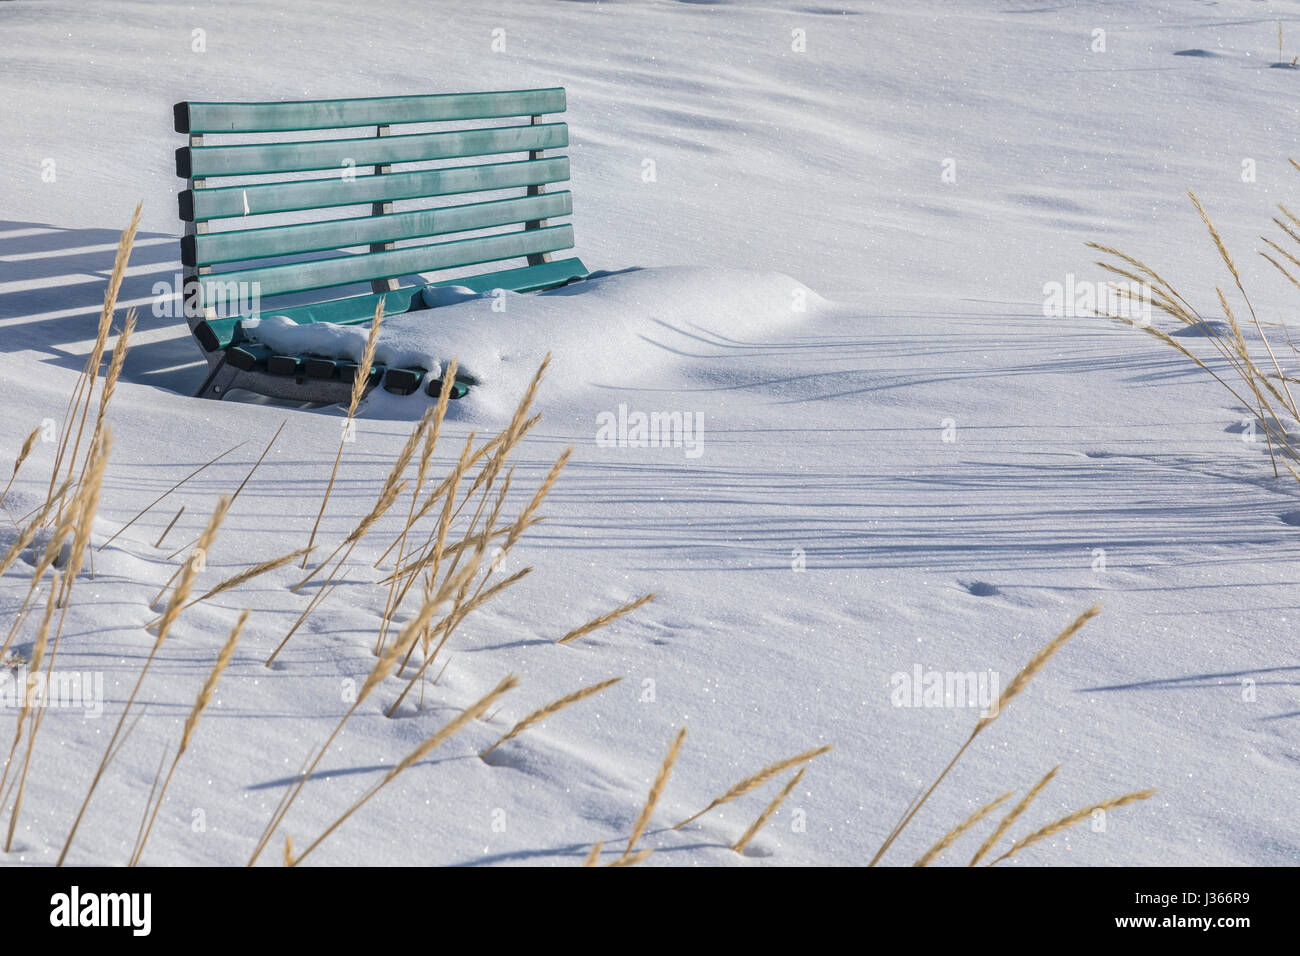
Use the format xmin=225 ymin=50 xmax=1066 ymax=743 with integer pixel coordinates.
xmin=194 ymin=256 xmax=588 ymax=352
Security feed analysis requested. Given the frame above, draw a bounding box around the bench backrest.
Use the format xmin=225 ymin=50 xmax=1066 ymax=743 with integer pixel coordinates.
xmin=174 ymin=88 xmax=576 ymax=320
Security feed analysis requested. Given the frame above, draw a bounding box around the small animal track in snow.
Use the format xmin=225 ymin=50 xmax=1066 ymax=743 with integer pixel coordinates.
xmin=964 ymin=581 xmax=1000 ymax=597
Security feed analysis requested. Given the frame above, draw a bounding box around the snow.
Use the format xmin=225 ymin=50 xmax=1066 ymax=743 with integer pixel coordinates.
xmin=248 ymin=267 xmax=828 ymax=420
xmin=2 ymin=0 xmax=1300 ymax=866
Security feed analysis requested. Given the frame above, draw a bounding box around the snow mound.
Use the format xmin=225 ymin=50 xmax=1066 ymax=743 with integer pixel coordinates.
xmin=248 ymin=267 xmax=828 ymax=420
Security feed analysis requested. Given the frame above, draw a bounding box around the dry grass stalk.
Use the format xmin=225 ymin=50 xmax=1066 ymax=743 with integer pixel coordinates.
xmin=58 ymin=493 xmax=229 ymax=866
xmin=293 ymin=468 xmax=410 ymax=593
xmin=0 ymin=473 xmax=91 ymax=658
xmin=374 ymin=422 xmax=534 ymax=569
xmin=92 ymin=310 xmax=135 ymax=441
xmin=98 ymin=440 xmax=247 ymax=552
xmin=0 ymin=477 xmax=72 ymax=590
xmin=987 ymin=789 xmax=1157 ymax=866
xmin=1187 ymin=189 xmax=1295 ymax=412
xmin=503 ymin=448 xmax=571 ymax=555
xmin=733 ymin=766 xmax=807 ymax=855
xmin=227 ymin=420 xmax=285 ymax=507
xmin=913 ymin=789 xmax=1012 ymax=867
xmin=557 ymin=593 xmax=656 ymax=646
xmin=605 ymin=849 xmax=653 ymax=867
xmin=152 ymin=505 xmax=185 ymax=550
xmin=379 ymin=434 xmax=479 ymax=622
xmin=45 ymin=204 xmax=139 ymax=516
xmin=480 ymin=677 xmax=622 ymax=758
xmin=384 ymin=564 xmax=528 ymax=717
xmin=7 ymin=432 xmax=114 ymax=853
xmin=249 ymin=586 xmax=450 ymax=864
xmin=267 ymin=481 xmax=409 ymax=666
xmin=967 ymin=766 xmax=1059 ymax=866
xmin=976 ymin=605 xmax=1100 ymax=735
xmin=290 ymin=674 xmax=518 ymax=866
xmin=146 ymin=546 xmax=310 ymax=629
xmin=1089 ymin=179 xmax=1300 ymax=479
xmin=675 ymin=744 xmax=832 ymax=830
xmin=0 ymin=572 xmax=58 ymax=802
xmin=582 ymin=841 xmax=603 ymax=867
xmin=869 ymin=605 xmax=1101 ymax=866
xmin=622 ymin=727 xmax=686 ymax=861
xmin=130 ymin=610 xmax=247 ymax=866
xmin=375 ymin=362 xmax=457 ymax=652
xmin=303 ymin=300 xmax=384 ymax=566
xmin=0 ymin=426 xmax=40 ymax=510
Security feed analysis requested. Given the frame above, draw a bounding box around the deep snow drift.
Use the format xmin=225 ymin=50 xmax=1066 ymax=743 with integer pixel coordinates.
xmin=2 ymin=0 xmax=1300 ymax=867
xmin=244 ymin=267 xmax=830 ymax=421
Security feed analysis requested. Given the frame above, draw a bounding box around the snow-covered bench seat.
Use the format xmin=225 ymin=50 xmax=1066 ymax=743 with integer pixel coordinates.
xmin=174 ymin=88 xmax=588 ymax=402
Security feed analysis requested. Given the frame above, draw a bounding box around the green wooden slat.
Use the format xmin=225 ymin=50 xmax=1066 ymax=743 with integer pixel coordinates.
xmin=195 ymin=257 xmax=588 ymax=352
xmin=179 ymin=123 xmax=568 ymax=178
xmin=186 ymin=192 xmax=572 ymax=266
xmin=198 ymin=225 xmax=574 ymax=303
xmin=182 ymin=157 xmax=568 ymax=221
xmin=176 ymin=88 xmax=566 ymax=134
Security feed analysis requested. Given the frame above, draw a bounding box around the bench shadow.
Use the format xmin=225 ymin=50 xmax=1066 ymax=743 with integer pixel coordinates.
xmin=0 ymin=219 xmax=207 ymax=394
xmin=0 ymin=219 xmax=432 ymax=398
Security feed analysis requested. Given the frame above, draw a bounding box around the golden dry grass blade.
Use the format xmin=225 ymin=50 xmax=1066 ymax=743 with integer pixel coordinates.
xmin=303 ymin=301 xmax=385 ymax=566
xmin=98 ymin=441 xmax=246 ymax=552
xmin=47 ymin=204 xmax=139 ymax=510
xmin=675 ymin=744 xmax=831 ymax=830
xmin=974 ymin=604 xmax=1101 ymax=735
xmin=12 ymin=434 xmax=114 ymax=854
xmin=605 ymin=848 xmax=653 ymax=867
xmin=870 ymin=607 xmax=1100 ymax=866
xmin=94 ymin=310 xmax=135 ymax=435
xmin=1188 ymin=189 xmax=1297 ymax=414
xmin=582 ymin=841 xmax=603 ymax=867
xmin=249 ymin=592 xmax=438 ymax=862
xmin=153 ymin=497 xmax=232 ymax=640
xmin=0 ymin=571 xmax=58 ymax=801
xmin=557 ymin=593 xmax=655 ymax=646
xmin=968 ymin=766 xmax=1058 ymax=866
xmin=293 ymin=476 xmax=407 ymax=592
xmin=480 ymin=677 xmax=622 ymax=758
xmin=131 ymin=610 xmax=247 ymax=866
xmin=181 ymin=611 xmax=246 ymax=752
xmin=733 ymin=766 xmax=807 ymax=855
xmin=58 ymin=491 xmax=227 ymax=866
xmin=0 ymin=478 xmax=72 ymax=581
xmin=291 ymin=674 xmax=518 ymax=866
xmin=624 ymin=727 xmax=686 ymax=860
xmin=988 ymin=789 xmax=1157 ymax=866
xmin=149 ymin=546 xmax=310 ymax=628
xmin=0 ymin=426 xmax=40 ymax=510
xmin=912 ymin=788 xmax=1012 ymax=867
xmin=152 ymin=505 xmax=185 ymax=550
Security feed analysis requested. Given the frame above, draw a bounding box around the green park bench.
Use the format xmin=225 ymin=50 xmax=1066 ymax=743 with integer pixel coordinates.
xmin=174 ymin=87 xmax=588 ymax=402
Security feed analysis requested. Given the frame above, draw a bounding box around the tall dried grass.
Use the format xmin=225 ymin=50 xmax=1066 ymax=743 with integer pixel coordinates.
xmin=869 ymin=607 xmax=1154 ymax=867
xmin=1090 ymin=177 xmax=1300 ymax=477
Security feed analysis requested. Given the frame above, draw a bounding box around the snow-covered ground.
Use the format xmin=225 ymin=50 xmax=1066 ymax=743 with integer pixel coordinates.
xmin=2 ymin=0 xmax=1300 ymax=866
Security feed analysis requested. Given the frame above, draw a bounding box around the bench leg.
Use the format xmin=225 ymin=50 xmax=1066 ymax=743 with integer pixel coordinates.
xmin=195 ymin=357 xmax=239 ymax=400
